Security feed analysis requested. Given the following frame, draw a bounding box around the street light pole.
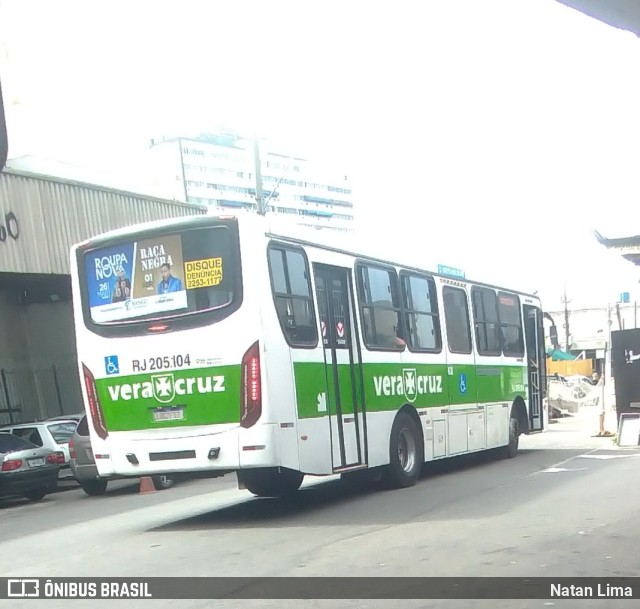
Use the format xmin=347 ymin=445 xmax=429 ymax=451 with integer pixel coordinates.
xmin=561 ymin=285 xmax=571 ymax=353
xmin=253 ymin=137 xmax=265 ymax=216
xmin=596 ymin=328 xmax=612 ymax=437
xmin=599 ymin=339 xmax=607 ymax=435
xmin=0 ymin=76 xmax=7 ymax=171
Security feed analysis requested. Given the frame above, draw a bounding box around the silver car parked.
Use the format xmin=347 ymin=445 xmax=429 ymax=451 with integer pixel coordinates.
xmin=0 ymin=432 xmax=60 ymax=502
xmin=0 ymin=420 xmax=76 ymax=477
xmin=70 ymin=415 xmax=175 ymax=496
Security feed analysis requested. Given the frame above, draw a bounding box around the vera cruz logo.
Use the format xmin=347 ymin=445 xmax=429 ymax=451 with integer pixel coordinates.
xmin=153 ymin=374 xmax=176 ymax=403
xmin=403 ymin=369 xmax=417 ymax=402
xmin=107 ymin=372 xmax=226 ymax=402
xmin=372 ymin=368 xmax=443 ymax=403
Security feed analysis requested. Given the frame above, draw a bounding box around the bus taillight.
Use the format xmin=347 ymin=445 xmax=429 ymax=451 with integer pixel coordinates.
xmin=240 ymin=341 xmax=262 ymax=428
xmin=82 ymin=364 xmax=109 ymax=440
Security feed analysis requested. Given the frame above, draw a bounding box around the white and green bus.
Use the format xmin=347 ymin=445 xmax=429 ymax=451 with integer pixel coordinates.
xmin=70 ymin=213 xmax=548 ymax=496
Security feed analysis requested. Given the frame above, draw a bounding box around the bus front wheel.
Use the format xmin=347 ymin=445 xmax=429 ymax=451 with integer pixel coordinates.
xmin=383 ymin=411 xmax=424 ymax=489
xmin=238 ymin=467 xmax=304 ymax=497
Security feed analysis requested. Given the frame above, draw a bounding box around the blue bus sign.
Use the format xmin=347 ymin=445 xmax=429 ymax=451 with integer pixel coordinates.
xmin=437 ymin=264 xmax=465 ymax=279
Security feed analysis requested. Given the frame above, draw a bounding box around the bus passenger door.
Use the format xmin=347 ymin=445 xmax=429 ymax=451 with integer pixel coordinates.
xmin=442 ymin=284 xmax=479 ymax=456
xmin=314 ymin=264 xmax=366 ymax=471
xmin=523 ymin=305 xmax=545 ymax=432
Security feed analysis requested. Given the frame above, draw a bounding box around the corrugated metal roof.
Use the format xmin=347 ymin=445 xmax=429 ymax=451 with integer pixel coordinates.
xmin=5 ymin=155 xmax=160 ymax=196
xmin=0 ymin=168 xmax=206 ymax=275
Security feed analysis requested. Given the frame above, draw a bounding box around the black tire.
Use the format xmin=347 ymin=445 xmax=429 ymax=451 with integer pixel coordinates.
xmin=500 ymin=415 xmax=519 ymax=459
xmin=238 ymin=467 xmax=304 ymax=497
xmin=81 ymin=479 xmax=108 ymax=496
xmin=383 ymin=411 xmax=424 ymax=489
xmin=152 ymin=475 xmax=175 ymax=491
xmin=23 ymin=488 xmax=48 ymax=502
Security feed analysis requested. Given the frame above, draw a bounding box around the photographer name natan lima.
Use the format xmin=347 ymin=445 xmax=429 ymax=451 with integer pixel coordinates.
xmin=551 ymin=582 xmax=633 ymax=598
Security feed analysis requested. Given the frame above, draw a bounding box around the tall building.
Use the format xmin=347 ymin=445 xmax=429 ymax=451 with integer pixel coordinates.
xmin=148 ymin=131 xmax=355 ymax=232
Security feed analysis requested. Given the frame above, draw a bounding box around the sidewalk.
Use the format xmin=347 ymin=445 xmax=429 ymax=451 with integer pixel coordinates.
xmin=522 ymin=406 xmax=620 ymax=450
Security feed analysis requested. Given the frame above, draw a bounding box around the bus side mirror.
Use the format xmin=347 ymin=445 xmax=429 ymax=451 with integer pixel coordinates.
xmin=549 ymin=325 xmax=558 ymax=349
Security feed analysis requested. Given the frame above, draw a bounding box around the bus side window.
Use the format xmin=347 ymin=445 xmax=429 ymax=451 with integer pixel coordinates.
xmin=443 ymin=286 xmax=472 ymax=354
xmin=497 ymin=292 xmax=524 ymax=357
xmin=267 ymin=245 xmax=318 ymax=348
xmin=357 ymin=264 xmax=404 ymax=351
xmin=401 ymin=273 xmax=441 ymax=352
xmin=471 ymin=286 xmax=501 ymax=356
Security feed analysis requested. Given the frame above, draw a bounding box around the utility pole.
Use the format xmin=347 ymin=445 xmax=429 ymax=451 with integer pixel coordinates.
xmin=561 ymin=285 xmax=571 ymax=353
xmin=0 ymin=76 xmax=7 ymax=171
xmin=253 ymin=137 xmax=265 ymax=215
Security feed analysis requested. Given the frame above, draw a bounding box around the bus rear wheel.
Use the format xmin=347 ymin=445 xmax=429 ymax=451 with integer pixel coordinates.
xmin=238 ymin=467 xmax=304 ymax=497
xmin=383 ymin=411 xmax=424 ymax=489
xmin=500 ymin=415 xmax=519 ymax=459
xmin=81 ymin=479 xmax=108 ymax=496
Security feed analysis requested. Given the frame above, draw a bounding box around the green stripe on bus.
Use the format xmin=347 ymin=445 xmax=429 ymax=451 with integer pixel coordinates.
xmin=95 ymin=365 xmax=242 ymax=431
xmin=293 ymin=362 xmax=527 ymax=419
xmin=94 ymin=360 xmax=527 ymax=431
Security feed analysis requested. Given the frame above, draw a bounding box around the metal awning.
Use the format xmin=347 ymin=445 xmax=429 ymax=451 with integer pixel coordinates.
xmin=594 ymin=231 xmax=640 ymax=266
xmin=555 ymin=0 xmax=640 ymax=37
xmin=547 ymin=348 xmax=577 ymax=361
xmin=570 ymin=338 xmax=608 ymax=351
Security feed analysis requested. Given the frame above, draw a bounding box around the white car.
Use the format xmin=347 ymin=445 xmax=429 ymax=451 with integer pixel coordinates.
xmin=0 ymin=419 xmax=78 ymax=477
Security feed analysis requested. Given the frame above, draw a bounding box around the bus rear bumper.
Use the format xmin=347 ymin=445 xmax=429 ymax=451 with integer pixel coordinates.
xmin=95 ymin=424 xmax=280 ymax=477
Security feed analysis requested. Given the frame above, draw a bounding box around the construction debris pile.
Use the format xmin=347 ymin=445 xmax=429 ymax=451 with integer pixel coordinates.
xmin=547 ymin=374 xmax=603 ymax=417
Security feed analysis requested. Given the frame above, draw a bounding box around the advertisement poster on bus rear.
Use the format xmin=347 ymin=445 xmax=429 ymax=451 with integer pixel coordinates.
xmin=84 ymin=233 xmax=188 ymax=323
xmin=84 ymin=242 xmax=136 ymax=322
xmin=130 ymin=233 xmax=188 ymax=315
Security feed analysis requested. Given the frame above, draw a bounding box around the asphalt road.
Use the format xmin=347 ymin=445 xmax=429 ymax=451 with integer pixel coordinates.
xmin=2 ymin=417 xmax=640 ymax=609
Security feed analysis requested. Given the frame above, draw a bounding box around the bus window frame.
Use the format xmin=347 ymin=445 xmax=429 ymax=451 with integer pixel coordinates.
xmin=442 ymin=285 xmax=473 ymax=355
xmin=471 ymin=285 xmax=502 ymax=357
xmin=266 ymin=241 xmax=318 ymax=350
xmin=76 ymin=217 xmax=244 ymax=339
xmin=497 ymin=291 xmax=525 ymax=358
xmin=398 ymin=270 xmax=442 ymax=354
xmin=354 ymin=260 xmax=406 ymax=353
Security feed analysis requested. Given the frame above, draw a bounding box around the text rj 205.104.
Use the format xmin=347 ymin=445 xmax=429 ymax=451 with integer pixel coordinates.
xmin=131 ymin=355 xmax=192 ymax=372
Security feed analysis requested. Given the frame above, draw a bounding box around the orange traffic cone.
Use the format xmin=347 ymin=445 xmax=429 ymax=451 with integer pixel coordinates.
xmin=139 ymin=476 xmax=156 ymax=494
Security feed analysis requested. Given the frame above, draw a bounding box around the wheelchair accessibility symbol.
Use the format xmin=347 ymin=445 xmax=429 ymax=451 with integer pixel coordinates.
xmin=459 ymin=373 xmax=467 ymax=394
xmin=105 ymin=355 xmax=120 ymax=376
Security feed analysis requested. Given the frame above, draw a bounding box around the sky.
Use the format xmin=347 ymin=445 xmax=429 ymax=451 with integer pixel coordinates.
xmin=1 ymin=0 xmax=640 ymax=311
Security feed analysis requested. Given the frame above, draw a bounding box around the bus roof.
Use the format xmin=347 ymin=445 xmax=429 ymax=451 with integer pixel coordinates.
xmin=265 ymin=229 xmax=542 ymax=303
xmin=70 ymin=212 xmax=219 ymax=251
xmin=71 ymin=212 xmax=542 ymax=304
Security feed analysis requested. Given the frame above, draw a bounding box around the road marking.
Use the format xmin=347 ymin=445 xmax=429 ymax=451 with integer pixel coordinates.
xmin=578 ymin=523 xmax=606 ymax=536
xmin=530 ymin=447 xmax=640 ymax=475
xmin=529 ymin=447 xmax=600 ymax=476
xmin=578 ymin=454 xmax=637 ymax=460
xmin=537 ymin=467 xmax=588 ymax=473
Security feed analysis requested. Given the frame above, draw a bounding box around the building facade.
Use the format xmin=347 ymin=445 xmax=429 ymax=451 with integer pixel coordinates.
xmin=148 ymin=132 xmax=355 ymax=232
xmin=0 ymin=167 xmax=204 ymax=424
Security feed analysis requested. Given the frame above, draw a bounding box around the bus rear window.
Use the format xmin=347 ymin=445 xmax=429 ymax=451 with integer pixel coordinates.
xmin=82 ymin=225 xmax=235 ymax=324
